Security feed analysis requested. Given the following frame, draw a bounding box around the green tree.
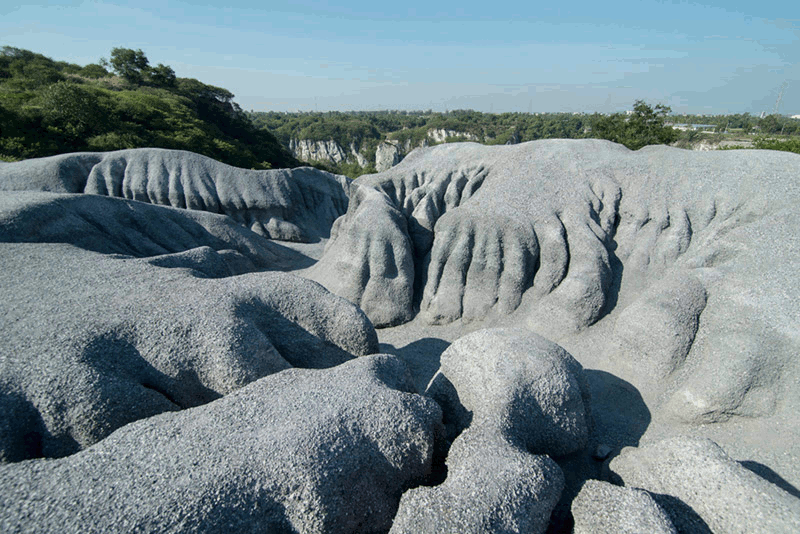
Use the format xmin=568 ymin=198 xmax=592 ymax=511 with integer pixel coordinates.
xmin=0 ymin=47 xmax=298 ymax=169
xmin=109 ymin=47 xmax=149 ymax=84
xmin=592 ymin=100 xmax=677 ymax=150
xmin=148 ymin=63 xmax=176 ymax=88
xmin=80 ymin=63 xmax=110 ymax=79
xmin=758 ymin=114 xmax=781 ymax=135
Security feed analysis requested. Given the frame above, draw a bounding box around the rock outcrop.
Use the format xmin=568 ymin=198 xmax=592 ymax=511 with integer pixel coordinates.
xmin=0 ymin=355 xmax=441 ymax=533
xmin=391 ymin=329 xmax=592 ymax=533
xmin=375 ymin=140 xmax=403 ymax=172
xmin=0 ymin=240 xmax=377 ymax=461
xmin=312 ymin=140 xmax=800 ymax=429
xmin=0 ymin=191 xmax=302 ymax=270
xmin=427 ymin=128 xmax=479 ymax=144
xmin=287 ymin=128 xmax=479 ymax=172
xmin=571 ymin=480 xmax=677 ymax=534
xmin=290 ymin=138 xmax=349 ymax=164
xmin=0 ymin=148 xmax=350 ymax=242
xmin=390 ymin=425 xmax=564 ymax=534
xmin=2 ymin=143 xmax=800 ymax=532
xmin=288 ymin=138 xmax=370 ymax=168
xmin=426 ymin=328 xmax=592 ymax=456
xmin=0 ymin=188 xmax=378 ymax=461
xmin=610 ymin=437 xmax=800 ymax=533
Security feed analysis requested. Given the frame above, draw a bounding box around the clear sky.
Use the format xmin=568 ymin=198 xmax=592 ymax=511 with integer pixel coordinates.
xmin=2 ymin=1 xmax=798 ymax=114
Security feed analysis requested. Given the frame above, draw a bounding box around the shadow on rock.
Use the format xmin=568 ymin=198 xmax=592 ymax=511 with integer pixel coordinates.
xmin=741 ymin=460 xmax=800 ymax=500
xmin=379 ymin=337 xmax=451 ymax=393
xmin=585 ymin=369 xmax=651 ymax=451
xmin=549 ymin=370 xmax=651 ymax=533
xmin=649 ymin=493 xmax=713 ymax=534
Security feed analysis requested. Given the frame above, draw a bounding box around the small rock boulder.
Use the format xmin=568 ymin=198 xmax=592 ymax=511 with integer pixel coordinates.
xmin=609 ymin=437 xmax=800 ymax=534
xmin=390 ymin=425 xmax=564 ymax=534
xmin=572 ymin=479 xmax=677 ymax=534
xmin=426 ymin=328 xmax=592 ymax=457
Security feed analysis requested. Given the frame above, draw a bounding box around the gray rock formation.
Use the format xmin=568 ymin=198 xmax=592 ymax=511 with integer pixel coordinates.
xmin=313 ymin=139 xmax=800 ymax=429
xmin=426 ymin=328 xmax=592 ymax=456
xmin=0 ymin=236 xmax=377 ymax=460
xmin=288 ymin=138 xmax=370 ymax=168
xmin=0 ymin=355 xmax=441 ymax=534
xmin=0 ymin=148 xmax=350 ymax=242
xmin=572 ymin=480 xmax=677 ymax=534
xmin=349 ymin=140 xmax=370 ymax=167
xmin=390 ymin=425 xmax=564 ymax=534
xmin=284 ymin=128 xmax=480 ymax=173
xmin=2 ymin=142 xmax=800 ymax=532
xmin=427 ymin=128 xmax=479 ymax=144
xmin=611 ymin=271 xmax=707 ymax=381
xmin=316 ymin=140 xmax=799 ymax=327
xmin=391 ymin=328 xmax=595 ymax=533
xmin=0 ymin=191 xmax=305 ymax=270
xmin=290 ymin=138 xmax=349 ymax=164
xmin=610 ymin=437 xmax=800 ymax=534
xmin=308 ymin=185 xmax=415 ymax=327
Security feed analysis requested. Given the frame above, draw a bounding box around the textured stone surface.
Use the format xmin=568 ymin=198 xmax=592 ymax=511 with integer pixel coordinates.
xmin=375 ymin=141 xmax=402 ymax=172
xmin=572 ymin=480 xmax=677 ymax=534
xmin=390 ymin=328 xmax=594 ymax=533
xmin=317 ymin=140 xmax=800 ymax=429
xmin=0 ymin=148 xmax=350 ymax=242
xmin=290 ymin=138 xmax=349 ymax=164
xmin=390 ymin=426 xmax=564 ymax=534
xmin=426 ymin=328 xmax=592 ymax=457
xmin=0 ymin=240 xmax=377 ymax=461
xmin=2 ymin=142 xmax=800 ymax=532
xmin=307 ymin=185 xmax=415 ymax=327
xmin=0 ymin=355 xmax=441 ymax=534
xmin=0 ymin=191 xmax=306 ymax=271
xmin=611 ymin=271 xmax=707 ymax=380
xmin=609 ymin=437 xmax=800 ymax=534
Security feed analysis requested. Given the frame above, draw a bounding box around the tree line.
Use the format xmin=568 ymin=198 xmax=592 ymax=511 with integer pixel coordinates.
xmin=3 ymin=46 xmax=797 ymax=174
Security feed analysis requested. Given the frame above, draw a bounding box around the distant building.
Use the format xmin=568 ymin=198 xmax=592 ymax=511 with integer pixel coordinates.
xmin=792 ymin=114 xmax=800 ymax=120
xmin=669 ymin=123 xmax=716 ymax=132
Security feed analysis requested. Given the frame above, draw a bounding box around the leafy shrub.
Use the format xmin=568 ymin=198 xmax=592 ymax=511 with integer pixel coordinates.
xmin=752 ymin=136 xmax=800 ymax=154
xmin=591 ymin=100 xmax=677 ymax=150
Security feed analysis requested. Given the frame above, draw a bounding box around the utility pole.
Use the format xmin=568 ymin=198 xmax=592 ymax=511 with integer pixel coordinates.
xmin=774 ymin=81 xmax=788 ymax=115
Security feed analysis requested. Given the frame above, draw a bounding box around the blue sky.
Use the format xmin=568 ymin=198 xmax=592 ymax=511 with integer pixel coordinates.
xmin=2 ymin=1 xmax=798 ymax=114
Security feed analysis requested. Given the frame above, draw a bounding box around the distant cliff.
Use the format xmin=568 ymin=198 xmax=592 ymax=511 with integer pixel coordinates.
xmin=286 ymin=128 xmax=482 ymax=173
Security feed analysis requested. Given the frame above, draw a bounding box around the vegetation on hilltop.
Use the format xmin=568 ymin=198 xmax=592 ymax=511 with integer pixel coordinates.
xmin=669 ymin=112 xmax=800 ymax=136
xmin=251 ymin=103 xmax=680 ymax=154
xmin=0 ymin=47 xmax=298 ymax=168
xmin=3 ymin=47 xmax=797 ymax=176
xmin=250 ymin=108 xmax=593 ymax=149
xmin=250 ymin=104 xmax=675 ymax=175
xmin=252 ymin=104 xmax=800 ymax=177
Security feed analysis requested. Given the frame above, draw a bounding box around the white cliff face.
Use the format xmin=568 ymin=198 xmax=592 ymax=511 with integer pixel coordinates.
xmin=288 ymin=129 xmax=478 ymax=173
xmin=349 ymin=142 xmax=369 ymax=167
xmin=427 ymin=129 xmax=479 ymax=144
xmin=289 ymin=139 xmax=371 ymax=168
xmin=375 ymin=141 xmax=402 ymax=172
xmin=289 ymin=139 xmax=349 ymax=164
